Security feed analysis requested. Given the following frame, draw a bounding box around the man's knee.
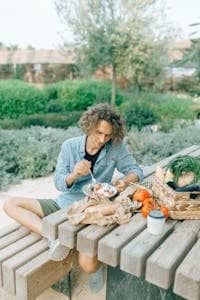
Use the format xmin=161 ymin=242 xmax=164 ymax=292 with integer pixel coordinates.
xmin=79 ymin=253 xmax=99 ymax=273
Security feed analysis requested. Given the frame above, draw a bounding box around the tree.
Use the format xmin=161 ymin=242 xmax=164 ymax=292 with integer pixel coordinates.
xmin=55 ymin=0 xmax=173 ymax=104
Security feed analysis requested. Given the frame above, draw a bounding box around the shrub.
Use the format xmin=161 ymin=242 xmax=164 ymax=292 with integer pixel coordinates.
xmin=0 ymin=80 xmax=47 ymax=118
xmin=0 ymin=112 xmax=83 ymax=129
xmin=59 ymin=80 xmax=124 ymax=110
xmin=122 ymin=92 xmax=195 ymax=130
xmin=126 ymin=123 xmax=200 ymax=165
xmin=0 ymin=126 xmax=81 ymax=190
xmin=121 ymin=101 xmax=159 ymax=130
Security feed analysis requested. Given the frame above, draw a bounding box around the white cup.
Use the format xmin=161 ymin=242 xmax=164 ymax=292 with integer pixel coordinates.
xmin=147 ymin=210 xmax=165 ymax=235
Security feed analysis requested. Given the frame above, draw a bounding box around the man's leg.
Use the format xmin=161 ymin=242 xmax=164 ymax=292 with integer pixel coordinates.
xmin=79 ymin=253 xmax=105 ymax=293
xmin=79 ymin=253 xmax=99 ymax=273
xmin=3 ymin=196 xmax=44 ymax=234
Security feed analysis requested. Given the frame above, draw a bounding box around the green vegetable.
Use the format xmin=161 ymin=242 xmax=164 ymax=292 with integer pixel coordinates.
xmin=166 ymin=155 xmax=200 ymax=185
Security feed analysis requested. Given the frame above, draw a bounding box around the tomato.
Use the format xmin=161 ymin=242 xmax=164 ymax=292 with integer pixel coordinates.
xmin=141 ymin=204 xmax=153 ymax=218
xmin=132 ymin=188 xmax=151 ymax=202
xmin=159 ymin=205 xmax=169 ymax=219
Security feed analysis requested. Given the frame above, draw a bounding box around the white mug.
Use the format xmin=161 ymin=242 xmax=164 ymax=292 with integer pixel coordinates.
xmin=147 ymin=209 xmax=165 ymax=235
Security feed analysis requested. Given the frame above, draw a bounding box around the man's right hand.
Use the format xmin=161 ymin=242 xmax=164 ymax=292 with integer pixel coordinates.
xmin=66 ymin=160 xmax=91 ymax=187
xmin=72 ymin=160 xmax=92 ymax=178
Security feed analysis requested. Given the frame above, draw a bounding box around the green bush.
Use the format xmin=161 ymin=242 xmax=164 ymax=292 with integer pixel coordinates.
xmin=121 ymin=101 xmax=158 ymax=130
xmin=0 ymin=112 xmax=83 ymax=129
xmin=0 ymin=126 xmax=81 ymax=190
xmin=126 ymin=123 xmax=200 ymax=165
xmin=0 ymin=80 xmax=47 ymax=118
xmin=122 ymin=92 xmax=195 ymax=130
xmin=58 ymin=80 xmax=124 ymax=110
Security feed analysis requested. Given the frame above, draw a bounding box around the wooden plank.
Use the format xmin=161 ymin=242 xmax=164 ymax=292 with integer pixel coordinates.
xmin=2 ymin=239 xmax=48 ymax=295
xmin=143 ymin=144 xmax=200 ymax=178
xmin=0 ymin=226 xmax=30 ymax=250
xmin=173 ymin=238 xmax=200 ymax=300
xmin=15 ymin=249 xmax=78 ymax=300
xmin=59 ymin=220 xmax=87 ymax=248
xmin=120 ymin=220 xmax=176 ymax=277
xmin=42 ymin=208 xmax=68 ymax=240
xmin=77 ymin=224 xmax=117 ymax=257
xmin=98 ymin=214 xmax=146 ymax=267
xmin=145 ymin=220 xmax=200 ymax=289
xmin=0 ymin=233 xmax=41 ymax=287
xmin=0 ymin=222 xmax=20 ymax=238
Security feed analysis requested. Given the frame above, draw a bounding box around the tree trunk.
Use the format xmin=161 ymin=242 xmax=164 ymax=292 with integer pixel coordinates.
xmin=111 ymin=65 xmax=116 ymax=105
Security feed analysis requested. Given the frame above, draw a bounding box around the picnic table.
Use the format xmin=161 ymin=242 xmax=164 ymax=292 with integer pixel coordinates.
xmin=0 ymin=144 xmax=200 ymax=300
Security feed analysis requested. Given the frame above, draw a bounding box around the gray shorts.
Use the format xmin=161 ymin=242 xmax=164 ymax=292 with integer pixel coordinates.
xmin=37 ymin=199 xmax=61 ymax=217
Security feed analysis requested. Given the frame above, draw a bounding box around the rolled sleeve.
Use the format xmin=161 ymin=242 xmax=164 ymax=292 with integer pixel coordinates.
xmin=116 ymin=143 xmax=143 ymax=181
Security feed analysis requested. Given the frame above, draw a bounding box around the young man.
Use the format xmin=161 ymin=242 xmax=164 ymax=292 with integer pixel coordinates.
xmin=4 ymin=103 xmax=143 ymax=291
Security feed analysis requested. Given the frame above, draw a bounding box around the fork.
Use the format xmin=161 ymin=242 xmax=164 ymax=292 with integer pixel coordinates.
xmin=89 ymin=169 xmax=97 ymax=184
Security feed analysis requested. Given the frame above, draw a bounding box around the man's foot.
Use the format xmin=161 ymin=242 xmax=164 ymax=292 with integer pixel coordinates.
xmin=48 ymin=239 xmax=70 ymax=261
xmin=88 ymin=264 xmax=106 ymax=293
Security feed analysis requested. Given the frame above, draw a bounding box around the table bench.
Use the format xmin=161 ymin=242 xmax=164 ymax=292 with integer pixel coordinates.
xmin=0 ymin=144 xmax=200 ymax=300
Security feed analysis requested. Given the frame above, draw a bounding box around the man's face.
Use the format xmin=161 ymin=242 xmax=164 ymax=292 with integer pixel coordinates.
xmin=88 ymin=120 xmax=113 ymax=150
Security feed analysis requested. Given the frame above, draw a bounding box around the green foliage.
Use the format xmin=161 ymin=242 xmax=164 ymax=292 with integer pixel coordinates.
xmin=0 ymin=112 xmax=82 ymax=129
xmin=167 ymin=155 xmax=200 ymax=184
xmin=59 ymin=80 xmax=123 ymax=110
xmin=126 ymin=123 xmax=200 ymax=165
xmin=121 ymin=101 xmax=158 ymax=130
xmin=0 ymin=126 xmax=80 ymax=190
xmin=15 ymin=64 xmax=26 ymax=80
xmin=0 ymin=80 xmax=47 ymax=118
xmin=120 ymin=92 xmax=195 ymax=131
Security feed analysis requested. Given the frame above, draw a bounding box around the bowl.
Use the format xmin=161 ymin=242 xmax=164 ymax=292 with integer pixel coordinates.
xmin=82 ymin=182 xmax=118 ymax=199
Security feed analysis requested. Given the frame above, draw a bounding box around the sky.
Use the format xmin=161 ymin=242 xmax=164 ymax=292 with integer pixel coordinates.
xmin=0 ymin=0 xmax=199 ymax=50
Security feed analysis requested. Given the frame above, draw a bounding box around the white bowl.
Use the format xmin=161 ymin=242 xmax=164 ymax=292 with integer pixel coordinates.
xmin=82 ymin=182 xmax=118 ymax=199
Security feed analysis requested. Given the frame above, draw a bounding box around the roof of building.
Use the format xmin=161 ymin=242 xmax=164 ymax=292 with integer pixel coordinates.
xmin=168 ymin=40 xmax=191 ymax=61
xmin=0 ymin=49 xmax=75 ymax=65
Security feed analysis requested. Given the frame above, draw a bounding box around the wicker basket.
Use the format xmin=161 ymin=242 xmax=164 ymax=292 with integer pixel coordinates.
xmin=151 ymin=175 xmax=200 ymax=220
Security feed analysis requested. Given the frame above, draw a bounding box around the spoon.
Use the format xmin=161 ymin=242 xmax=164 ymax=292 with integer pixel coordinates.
xmin=89 ymin=169 xmax=97 ymax=184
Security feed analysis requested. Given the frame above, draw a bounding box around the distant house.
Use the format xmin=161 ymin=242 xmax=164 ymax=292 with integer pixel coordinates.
xmin=0 ymin=48 xmax=77 ymax=84
xmin=0 ymin=40 xmax=197 ymax=86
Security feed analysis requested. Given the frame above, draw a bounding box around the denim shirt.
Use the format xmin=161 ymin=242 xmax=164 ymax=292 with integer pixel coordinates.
xmin=54 ymin=135 xmax=143 ymax=208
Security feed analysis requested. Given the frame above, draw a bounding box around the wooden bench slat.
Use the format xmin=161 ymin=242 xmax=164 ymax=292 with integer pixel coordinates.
xmin=173 ymin=238 xmax=200 ymax=300
xmin=0 ymin=233 xmax=41 ymax=287
xmin=59 ymin=221 xmax=87 ymax=248
xmin=42 ymin=208 xmax=68 ymax=240
xmin=120 ymin=220 xmax=177 ymax=277
xmin=15 ymin=249 xmax=78 ymax=300
xmin=98 ymin=214 xmax=146 ymax=266
xmin=145 ymin=220 xmax=200 ymax=289
xmin=77 ymin=224 xmax=117 ymax=257
xmin=0 ymin=222 xmax=20 ymax=239
xmin=2 ymin=239 xmax=48 ymax=295
xmin=0 ymin=226 xmax=30 ymax=250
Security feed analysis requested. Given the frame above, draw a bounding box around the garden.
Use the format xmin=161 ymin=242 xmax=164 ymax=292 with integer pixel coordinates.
xmin=0 ymin=78 xmax=200 ymax=190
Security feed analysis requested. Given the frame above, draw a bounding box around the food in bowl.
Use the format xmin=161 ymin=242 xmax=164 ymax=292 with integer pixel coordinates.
xmin=82 ymin=182 xmax=118 ymax=199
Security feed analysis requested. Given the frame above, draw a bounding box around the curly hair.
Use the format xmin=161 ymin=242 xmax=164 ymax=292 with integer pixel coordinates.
xmin=79 ymin=103 xmax=126 ymax=143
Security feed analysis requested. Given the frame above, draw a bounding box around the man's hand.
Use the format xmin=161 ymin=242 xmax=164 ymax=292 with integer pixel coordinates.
xmin=112 ymin=179 xmax=126 ymax=192
xmin=112 ymin=172 xmax=140 ymax=192
xmin=66 ymin=160 xmax=91 ymax=187
xmin=72 ymin=160 xmax=91 ymax=178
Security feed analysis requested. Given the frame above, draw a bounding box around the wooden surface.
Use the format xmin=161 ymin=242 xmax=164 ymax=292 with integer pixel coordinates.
xmin=0 ymin=144 xmax=199 ymax=300
xmin=56 ymin=144 xmax=200 ymax=300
